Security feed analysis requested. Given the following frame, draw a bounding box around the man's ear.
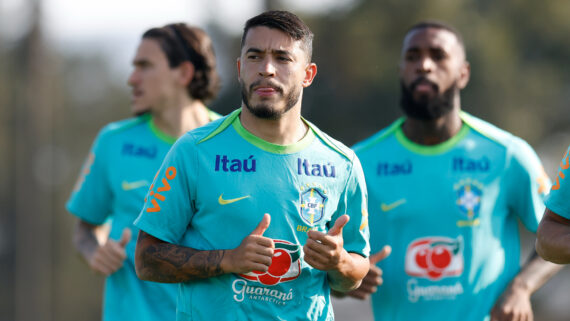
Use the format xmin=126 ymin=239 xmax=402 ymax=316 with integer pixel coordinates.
xmin=237 ymin=58 xmax=241 ymax=79
xmin=178 ymin=61 xmax=195 ymax=87
xmin=458 ymin=61 xmax=470 ymax=89
xmin=302 ymin=63 xmax=317 ymax=88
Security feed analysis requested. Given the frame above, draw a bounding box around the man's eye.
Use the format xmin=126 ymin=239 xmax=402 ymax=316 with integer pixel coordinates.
xmin=247 ymin=55 xmax=260 ymax=60
xmin=432 ymin=51 xmax=446 ymax=61
xmin=405 ymin=53 xmax=419 ymax=61
xmin=277 ymin=56 xmax=291 ymax=62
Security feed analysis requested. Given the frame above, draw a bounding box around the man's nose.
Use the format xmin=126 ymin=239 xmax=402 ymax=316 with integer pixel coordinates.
xmin=258 ymin=58 xmax=276 ymax=77
xmin=417 ymin=57 xmax=434 ymax=74
xmin=127 ymin=70 xmax=139 ymax=86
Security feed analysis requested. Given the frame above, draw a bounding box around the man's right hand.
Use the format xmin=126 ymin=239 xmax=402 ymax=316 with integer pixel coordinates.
xmin=221 ymin=214 xmax=275 ymax=274
xmin=346 ymin=245 xmax=392 ymax=300
xmin=87 ymin=228 xmax=131 ymax=275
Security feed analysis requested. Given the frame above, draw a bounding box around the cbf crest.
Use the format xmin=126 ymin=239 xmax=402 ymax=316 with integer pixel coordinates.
xmin=454 ymin=178 xmax=484 ymax=227
xmin=299 ymin=186 xmax=327 ymax=226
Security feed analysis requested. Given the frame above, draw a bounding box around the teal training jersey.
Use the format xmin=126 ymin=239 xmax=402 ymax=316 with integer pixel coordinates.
xmin=545 ymin=145 xmax=570 ymax=219
xmin=352 ymin=112 xmax=549 ymax=321
xmin=134 ymin=108 xmax=370 ymax=321
xmin=67 ymin=111 xmax=220 ymax=321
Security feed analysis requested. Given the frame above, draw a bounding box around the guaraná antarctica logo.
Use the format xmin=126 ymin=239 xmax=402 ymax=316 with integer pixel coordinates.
xmin=405 ymin=236 xmax=464 ymax=281
xmin=239 ymin=240 xmax=301 ymax=286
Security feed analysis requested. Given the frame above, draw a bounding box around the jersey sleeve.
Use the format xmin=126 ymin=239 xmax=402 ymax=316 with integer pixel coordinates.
xmin=508 ymin=137 xmax=551 ymax=232
xmin=545 ymin=145 xmax=570 ymax=219
xmin=331 ymin=155 xmax=370 ymax=257
xmin=66 ymin=128 xmax=113 ymax=225
xmin=134 ymin=134 xmax=196 ymax=244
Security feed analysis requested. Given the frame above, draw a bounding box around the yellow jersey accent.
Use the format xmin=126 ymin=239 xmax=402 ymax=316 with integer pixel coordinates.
xmin=218 ymin=194 xmax=251 ymax=205
xmin=122 ymin=180 xmax=150 ymax=191
xmin=381 ymin=199 xmax=406 ymax=212
xmin=457 ymin=218 xmax=481 ymax=227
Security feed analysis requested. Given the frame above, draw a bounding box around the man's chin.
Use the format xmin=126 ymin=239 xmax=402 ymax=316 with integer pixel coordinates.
xmin=131 ymin=105 xmax=151 ymax=117
xmin=244 ymin=103 xmax=284 ymax=120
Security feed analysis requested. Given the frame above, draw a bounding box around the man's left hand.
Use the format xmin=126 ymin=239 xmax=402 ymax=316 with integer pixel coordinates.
xmin=490 ymin=283 xmax=533 ymax=321
xmin=303 ymin=215 xmax=350 ymax=271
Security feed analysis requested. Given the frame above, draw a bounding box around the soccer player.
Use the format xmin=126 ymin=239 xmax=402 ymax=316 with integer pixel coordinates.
xmin=134 ymin=11 xmax=369 ymax=321
xmin=350 ymin=21 xmax=561 ymax=321
xmin=536 ymin=146 xmax=570 ymax=264
xmin=67 ymin=23 xmax=221 ymax=321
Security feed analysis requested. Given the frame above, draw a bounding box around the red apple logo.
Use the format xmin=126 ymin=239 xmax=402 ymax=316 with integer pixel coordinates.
xmin=240 ymin=240 xmax=301 ymax=285
xmin=430 ymin=245 xmax=452 ymax=269
xmin=415 ymin=248 xmax=429 ymax=269
xmin=406 ymin=236 xmax=463 ymax=281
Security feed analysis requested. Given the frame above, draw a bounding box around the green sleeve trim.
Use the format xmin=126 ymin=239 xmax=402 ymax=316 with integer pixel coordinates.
xmin=459 ymin=111 xmax=506 ymax=145
xmin=148 ymin=116 xmax=178 ymax=145
xmin=231 ymin=110 xmax=315 ymax=154
xmin=395 ymin=120 xmax=470 ymax=155
xmin=105 ymin=114 xmax=150 ymax=134
xmin=304 ymin=118 xmax=351 ymax=161
xmin=198 ymin=109 xmax=241 ymax=144
xmin=353 ymin=118 xmax=405 ymax=153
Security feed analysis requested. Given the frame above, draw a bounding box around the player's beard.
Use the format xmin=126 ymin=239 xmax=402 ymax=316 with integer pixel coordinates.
xmin=400 ymin=77 xmax=457 ymax=120
xmin=240 ymin=79 xmax=301 ymax=120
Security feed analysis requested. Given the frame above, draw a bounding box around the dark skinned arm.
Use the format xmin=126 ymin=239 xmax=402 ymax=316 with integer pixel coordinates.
xmin=536 ymin=208 xmax=570 ymax=264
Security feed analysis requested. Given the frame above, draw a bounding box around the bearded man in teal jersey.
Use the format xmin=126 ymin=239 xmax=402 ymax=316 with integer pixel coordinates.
xmin=67 ymin=23 xmax=221 ymax=321
xmin=349 ymin=21 xmax=562 ymax=321
xmin=134 ymin=10 xmax=370 ymax=321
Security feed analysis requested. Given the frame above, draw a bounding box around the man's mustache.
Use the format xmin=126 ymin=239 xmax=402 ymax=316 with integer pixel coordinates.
xmin=410 ymin=77 xmax=439 ymax=93
xmin=249 ymin=80 xmax=284 ymax=94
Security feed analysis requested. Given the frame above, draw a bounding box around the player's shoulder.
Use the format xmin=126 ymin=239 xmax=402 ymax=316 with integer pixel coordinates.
xmin=304 ymin=119 xmax=356 ymax=163
xmin=461 ymin=111 xmax=534 ymax=154
xmin=99 ymin=114 xmax=150 ymax=139
xmin=352 ymin=118 xmax=404 ymax=154
xmin=177 ymin=109 xmax=238 ymax=146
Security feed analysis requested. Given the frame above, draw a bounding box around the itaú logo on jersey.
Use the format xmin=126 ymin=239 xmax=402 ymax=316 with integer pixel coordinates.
xmin=239 ymin=240 xmax=301 ymax=286
xmin=405 ymin=236 xmax=463 ymax=281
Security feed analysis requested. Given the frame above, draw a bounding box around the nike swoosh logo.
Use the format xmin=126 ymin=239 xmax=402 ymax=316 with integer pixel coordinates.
xmin=218 ymin=193 xmax=251 ymax=205
xmin=122 ymin=180 xmax=150 ymax=191
xmin=381 ymin=199 xmax=406 ymax=212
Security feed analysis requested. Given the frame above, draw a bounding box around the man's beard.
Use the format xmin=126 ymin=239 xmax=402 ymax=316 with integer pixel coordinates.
xmin=240 ymin=79 xmax=301 ymax=120
xmin=400 ymin=77 xmax=457 ymax=120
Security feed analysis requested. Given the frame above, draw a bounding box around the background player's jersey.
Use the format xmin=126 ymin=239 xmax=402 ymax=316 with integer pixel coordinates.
xmin=67 ymin=111 xmax=220 ymax=321
xmin=353 ymin=112 xmax=549 ymax=321
xmin=135 ymin=109 xmax=370 ymax=321
xmin=545 ymin=145 xmax=570 ymax=219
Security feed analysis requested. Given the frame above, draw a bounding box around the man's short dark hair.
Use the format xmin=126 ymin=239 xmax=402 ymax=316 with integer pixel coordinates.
xmin=241 ymin=10 xmax=314 ymax=61
xmin=143 ymin=23 xmax=220 ymax=103
xmin=406 ymin=20 xmax=466 ymax=54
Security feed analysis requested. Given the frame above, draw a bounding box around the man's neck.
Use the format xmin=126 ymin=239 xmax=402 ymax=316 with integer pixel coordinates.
xmin=402 ymin=108 xmax=463 ymax=146
xmin=152 ymin=98 xmax=210 ymax=139
xmin=239 ymin=104 xmax=308 ymax=146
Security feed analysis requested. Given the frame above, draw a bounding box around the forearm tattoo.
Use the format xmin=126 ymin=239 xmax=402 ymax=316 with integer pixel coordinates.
xmin=138 ymin=232 xmax=225 ymax=283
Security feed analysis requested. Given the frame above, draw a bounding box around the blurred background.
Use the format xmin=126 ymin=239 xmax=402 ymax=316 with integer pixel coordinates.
xmin=1 ymin=0 xmax=569 ymax=320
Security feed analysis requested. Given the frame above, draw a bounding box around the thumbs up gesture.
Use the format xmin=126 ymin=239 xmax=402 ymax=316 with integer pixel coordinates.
xmin=221 ymin=214 xmax=275 ymax=274
xmin=346 ymin=245 xmax=392 ymax=300
xmin=304 ymin=215 xmax=351 ymax=271
xmin=88 ymin=227 xmax=132 ymax=276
